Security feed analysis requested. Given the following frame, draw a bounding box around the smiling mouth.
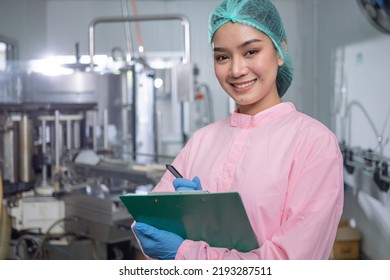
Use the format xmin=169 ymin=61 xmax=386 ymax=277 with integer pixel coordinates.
xmin=232 ymin=79 xmax=257 ymax=89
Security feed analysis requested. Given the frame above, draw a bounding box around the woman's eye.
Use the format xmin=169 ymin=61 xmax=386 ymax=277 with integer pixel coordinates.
xmin=215 ymin=55 xmax=228 ymax=61
xmin=245 ymin=50 xmax=258 ymax=56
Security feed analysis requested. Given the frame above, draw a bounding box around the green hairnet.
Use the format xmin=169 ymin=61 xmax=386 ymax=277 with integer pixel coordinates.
xmin=208 ymin=0 xmax=293 ymax=97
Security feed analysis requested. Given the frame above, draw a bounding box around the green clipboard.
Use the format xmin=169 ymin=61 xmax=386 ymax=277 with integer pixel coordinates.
xmin=119 ymin=191 xmax=259 ymax=252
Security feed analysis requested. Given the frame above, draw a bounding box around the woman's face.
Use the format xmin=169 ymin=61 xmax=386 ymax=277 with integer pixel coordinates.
xmin=212 ymin=22 xmax=284 ymax=115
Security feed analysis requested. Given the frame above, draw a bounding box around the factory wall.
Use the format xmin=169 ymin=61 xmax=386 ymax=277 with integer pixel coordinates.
xmin=0 ymin=0 xmax=47 ymax=59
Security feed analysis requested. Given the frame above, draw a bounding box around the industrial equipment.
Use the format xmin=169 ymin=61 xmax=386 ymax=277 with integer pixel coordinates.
xmin=333 ymin=36 xmax=390 ymax=259
xmin=0 ymin=13 xmax=211 ymax=260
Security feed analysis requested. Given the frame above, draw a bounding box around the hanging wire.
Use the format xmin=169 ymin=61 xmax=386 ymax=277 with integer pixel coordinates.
xmin=377 ymin=105 xmax=390 ymax=153
xmin=344 ymin=101 xmax=380 ymax=151
xmin=120 ymin=0 xmax=134 ymax=62
xmin=130 ymin=0 xmax=145 ymax=57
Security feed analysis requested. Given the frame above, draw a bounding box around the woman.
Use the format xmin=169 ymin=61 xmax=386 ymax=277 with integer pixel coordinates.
xmin=132 ymin=0 xmax=344 ymax=260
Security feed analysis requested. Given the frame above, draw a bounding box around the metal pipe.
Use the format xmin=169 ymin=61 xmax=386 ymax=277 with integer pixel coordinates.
xmin=121 ymin=71 xmax=131 ymax=161
xmin=73 ymin=120 xmax=80 ymax=149
xmin=66 ymin=119 xmax=72 ymax=151
xmin=19 ymin=114 xmax=33 ymax=183
xmin=88 ymin=14 xmax=191 ymax=68
xmin=103 ymin=109 xmax=108 ymax=149
xmin=41 ymin=119 xmax=47 ymax=187
xmin=92 ymin=111 xmax=97 ymax=151
xmin=3 ymin=117 xmax=18 ymax=183
xmin=54 ymin=110 xmax=60 ymax=170
xmin=156 ymin=110 xmax=162 ymax=161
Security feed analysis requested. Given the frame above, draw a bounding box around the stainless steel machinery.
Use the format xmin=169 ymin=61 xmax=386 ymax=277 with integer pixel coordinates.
xmin=0 ymin=14 xmax=195 ymax=260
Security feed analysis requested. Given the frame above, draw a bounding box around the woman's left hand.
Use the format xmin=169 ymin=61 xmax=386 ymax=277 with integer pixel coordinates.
xmin=132 ymin=222 xmax=184 ymax=260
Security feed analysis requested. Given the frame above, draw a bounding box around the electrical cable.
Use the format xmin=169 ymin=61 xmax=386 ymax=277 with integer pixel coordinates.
xmin=120 ymin=0 xmax=134 ymax=61
xmin=377 ymin=105 xmax=390 ymax=152
xmin=130 ymin=0 xmax=145 ymax=56
xmin=32 ymin=216 xmax=78 ymax=260
xmin=344 ymin=101 xmax=380 ymax=150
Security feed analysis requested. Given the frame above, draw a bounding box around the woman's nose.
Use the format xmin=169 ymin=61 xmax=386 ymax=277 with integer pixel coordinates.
xmin=230 ymin=57 xmax=248 ymax=78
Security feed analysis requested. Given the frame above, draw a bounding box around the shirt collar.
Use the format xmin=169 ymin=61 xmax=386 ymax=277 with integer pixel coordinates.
xmin=230 ymin=102 xmax=296 ymax=128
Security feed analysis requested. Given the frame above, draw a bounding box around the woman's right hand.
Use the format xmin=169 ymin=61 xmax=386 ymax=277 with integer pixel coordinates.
xmin=173 ymin=176 xmax=202 ymax=191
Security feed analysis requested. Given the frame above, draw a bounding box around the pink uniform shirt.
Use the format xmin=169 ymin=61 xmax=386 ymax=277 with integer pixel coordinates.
xmin=152 ymin=102 xmax=344 ymax=259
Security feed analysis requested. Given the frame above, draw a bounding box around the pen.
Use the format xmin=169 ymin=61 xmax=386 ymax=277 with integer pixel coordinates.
xmin=165 ymin=164 xmax=183 ymax=178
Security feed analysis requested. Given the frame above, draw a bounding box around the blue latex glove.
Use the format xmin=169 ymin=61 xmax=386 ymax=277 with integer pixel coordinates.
xmin=133 ymin=222 xmax=183 ymax=260
xmin=173 ymin=176 xmax=202 ymax=191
